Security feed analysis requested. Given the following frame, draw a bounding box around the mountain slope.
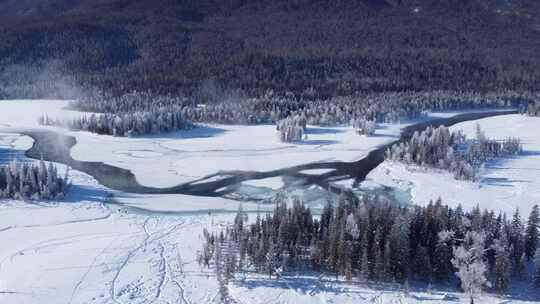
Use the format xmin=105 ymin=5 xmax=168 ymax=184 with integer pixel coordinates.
xmin=0 ymin=0 xmax=539 ymax=98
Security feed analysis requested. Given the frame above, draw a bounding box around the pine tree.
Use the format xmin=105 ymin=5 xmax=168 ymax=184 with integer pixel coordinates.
xmin=509 ymin=209 xmax=525 ymax=276
xmin=525 ymin=205 xmax=540 ymax=261
xmin=434 ymin=230 xmax=454 ymax=282
xmin=452 ymin=231 xmax=490 ymax=304
xmin=492 ymin=235 xmax=511 ymax=294
xmin=388 ymin=215 xmax=410 ymax=282
xmin=535 ymin=251 xmax=540 ymax=288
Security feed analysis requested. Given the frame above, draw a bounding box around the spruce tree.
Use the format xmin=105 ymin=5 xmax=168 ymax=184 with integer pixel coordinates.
xmin=535 ymin=251 xmax=540 ymax=288
xmin=509 ymin=209 xmax=525 ymax=276
xmin=525 ymin=205 xmax=540 ymax=261
xmin=492 ymin=235 xmax=511 ymax=294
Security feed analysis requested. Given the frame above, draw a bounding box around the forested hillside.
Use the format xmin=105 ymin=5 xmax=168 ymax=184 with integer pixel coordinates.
xmin=1 ymin=0 xmax=540 ymax=99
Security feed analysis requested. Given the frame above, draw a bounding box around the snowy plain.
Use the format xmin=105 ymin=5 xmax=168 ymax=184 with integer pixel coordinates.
xmin=0 ymin=99 xmax=402 ymax=188
xmin=1 ymin=100 xmax=540 ymax=303
xmin=365 ymin=114 xmax=540 ymax=217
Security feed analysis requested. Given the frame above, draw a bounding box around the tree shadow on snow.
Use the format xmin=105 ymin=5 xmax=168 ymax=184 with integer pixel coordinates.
xmin=484 ymin=150 xmax=540 ymax=171
xmin=297 ymin=139 xmax=340 ymax=146
xmin=236 ymin=275 xmax=369 ymax=297
xmin=135 ymin=126 xmax=227 ymax=139
xmin=305 ymin=127 xmax=345 ymax=135
xmin=234 ymin=274 xmax=462 ymax=301
xmin=369 ymin=133 xmax=397 ymax=139
xmin=0 ymin=147 xmax=27 ymax=164
xmin=63 ymin=184 xmax=109 ymax=203
xmin=481 ymin=177 xmax=532 ymax=187
xmin=234 ymin=273 xmax=540 ymax=302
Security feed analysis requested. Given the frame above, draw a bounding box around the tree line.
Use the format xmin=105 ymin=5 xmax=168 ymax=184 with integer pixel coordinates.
xmin=38 ymin=89 xmax=536 ymax=139
xmin=386 ymin=124 xmax=522 ymax=181
xmin=199 ymin=194 xmax=540 ymax=303
xmin=70 ymin=90 xmax=531 ymax=125
xmin=0 ymin=160 xmax=69 ymax=200
xmin=38 ymin=106 xmax=194 ymax=137
xmin=37 ymin=90 xmax=535 ymax=138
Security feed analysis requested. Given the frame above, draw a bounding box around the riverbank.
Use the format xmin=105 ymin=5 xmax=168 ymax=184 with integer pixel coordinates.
xmin=17 ymin=110 xmax=517 ymax=198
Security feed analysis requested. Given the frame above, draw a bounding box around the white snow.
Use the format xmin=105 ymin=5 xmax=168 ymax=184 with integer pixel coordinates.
xmin=69 ymin=124 xmax=403 ymax=188
xmin=0 ymin=100 xmax=405 ymax=188
xmin=1 ymin=100 xmax=539 ymax=303
xmin=0 ymin=204 xmax=223 ymax=304
xmin=366 ymin=114 xmax=540 ymax=216
xmin=242 ymin=176 xmax=284 ymax=190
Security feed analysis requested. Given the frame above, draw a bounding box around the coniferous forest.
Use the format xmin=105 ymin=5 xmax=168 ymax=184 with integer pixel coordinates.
xmin=386 ymin=124 xmax=523 ymax=181
xmin=2 ymin=1 xmax=540 ymax=100
xmin=2 ymin=1 xmax=540 ymax=303
xmin=200 ymin=195 xmax=540 ymax=302
xmin=38 ymin=90 xmax=538 ymax=137
xmin=0 ymin=160 xmax=69 ymax=200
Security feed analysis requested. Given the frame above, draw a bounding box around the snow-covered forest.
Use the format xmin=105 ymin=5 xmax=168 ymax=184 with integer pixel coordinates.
xmin=200 ymin=195 xmax=540 ymax=303
xmin=0 ymin=160 xmax=69 ymax=200
xmin=352 ymin=117 xmax=377 ymax=136
xmin=276 ymin=115 xmax=307 ymax=142
xmin=386 ymin=124 xmax=522 ymax=180
xmin=71 ymin=90 xmax=531 ymax=125
xmin=39 ymin=106 xmax=193 ymax=137
xmin=36 ymin=89 xmax=535 ymax=136
xmin=528 ymin=102 xmax=540 ymax=117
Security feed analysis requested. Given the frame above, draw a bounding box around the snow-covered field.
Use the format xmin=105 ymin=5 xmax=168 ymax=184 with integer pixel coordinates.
xmin=0 ymin=99 xmax=403 ymax=188
xmin=366 ymin=114 xmax=540 ymax=217
xmin=2 ymin=202 xmax=538 ymax=304
xmin=1 ymin=100 xmax=540 ymax=303
xmin=0 ymin=201 xmax=225 ymax=304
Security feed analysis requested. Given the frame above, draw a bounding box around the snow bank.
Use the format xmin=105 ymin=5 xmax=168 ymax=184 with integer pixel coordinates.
xmin=366 ymin=114 xmax=540 ymax=216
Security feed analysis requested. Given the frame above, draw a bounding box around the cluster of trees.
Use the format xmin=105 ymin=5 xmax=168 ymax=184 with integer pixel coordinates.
xmin=70 ymin=90 xmax=530 ymax=126
xmin=276 ymin=115 xmax=307 ymax=142
xmin=0 ymin=160 xmax=69 ymax=200
xmin=38 ymin=107 xmax=193 ymax=137
xmin=527 ymin=102 xmax=540 ymax=117
xmin=199 ymin=195 xmax=540 ymax=303
xmin=42 ymin=89 xmax=532 ymax=137
xmin=352 ymin=118 xmax=377 ymax=136
xmin=386 ymin=124 xmax=522 ymax=180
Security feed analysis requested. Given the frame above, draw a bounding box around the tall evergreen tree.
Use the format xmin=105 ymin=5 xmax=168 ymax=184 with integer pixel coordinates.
xmin=492 ymin=235 xmax=511 ymax=294
xmin=525 ymin=205 xmax=540 ymax=261
xmin=509 ymin=209 xmax=525 ymax=276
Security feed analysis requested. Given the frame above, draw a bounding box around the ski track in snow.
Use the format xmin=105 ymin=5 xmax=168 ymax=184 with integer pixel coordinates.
xmin=110 ymin=217 xmax=193 ymax=304
xmin=68 ymin=234 xmax=120 ymax=304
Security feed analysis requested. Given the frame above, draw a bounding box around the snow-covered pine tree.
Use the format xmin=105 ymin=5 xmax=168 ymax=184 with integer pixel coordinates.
xmin=434 ymin=230 xmax=455 ymax=282
xmin=492 ymin=234 xmax=511 ymax=294
xmin=388 ymin=215 xmax=410 ymax=282
xmin=0 ymin=161 xmax=69 ymax=201
xmin=509 ymin=209 xmax=525 ymax=276
xmin=525 ymin=205 xmax=540 ymax=261
xmin=451 ymin=231 xmax=490 ymax=304
xmin=535 ymin=251 xmax=540 ymax=288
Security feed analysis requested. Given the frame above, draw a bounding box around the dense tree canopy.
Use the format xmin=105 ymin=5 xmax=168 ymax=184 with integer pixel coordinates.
xmin=200 ymin=193 xmax=540 ymax=297
xmin=1 ymin=0 xmax=540 ymax=99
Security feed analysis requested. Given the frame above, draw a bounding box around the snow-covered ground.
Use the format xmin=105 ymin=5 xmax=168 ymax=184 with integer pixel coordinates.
xmin=0 ymin=99 xmax=400 ymax=188
xmin=0 ymin=201 xmax=225 ymax=304
xmin=366 ymin=114 xmax=540 ymax=217
xmin=2 ymin=202 xmax=538 ymax=304
xmin=1 ymin=100 xmax=540 ymax=303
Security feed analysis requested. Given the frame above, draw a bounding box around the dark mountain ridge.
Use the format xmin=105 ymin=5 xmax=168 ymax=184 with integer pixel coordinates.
xmin=1 ymin=0 xmax=539 ymax=99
